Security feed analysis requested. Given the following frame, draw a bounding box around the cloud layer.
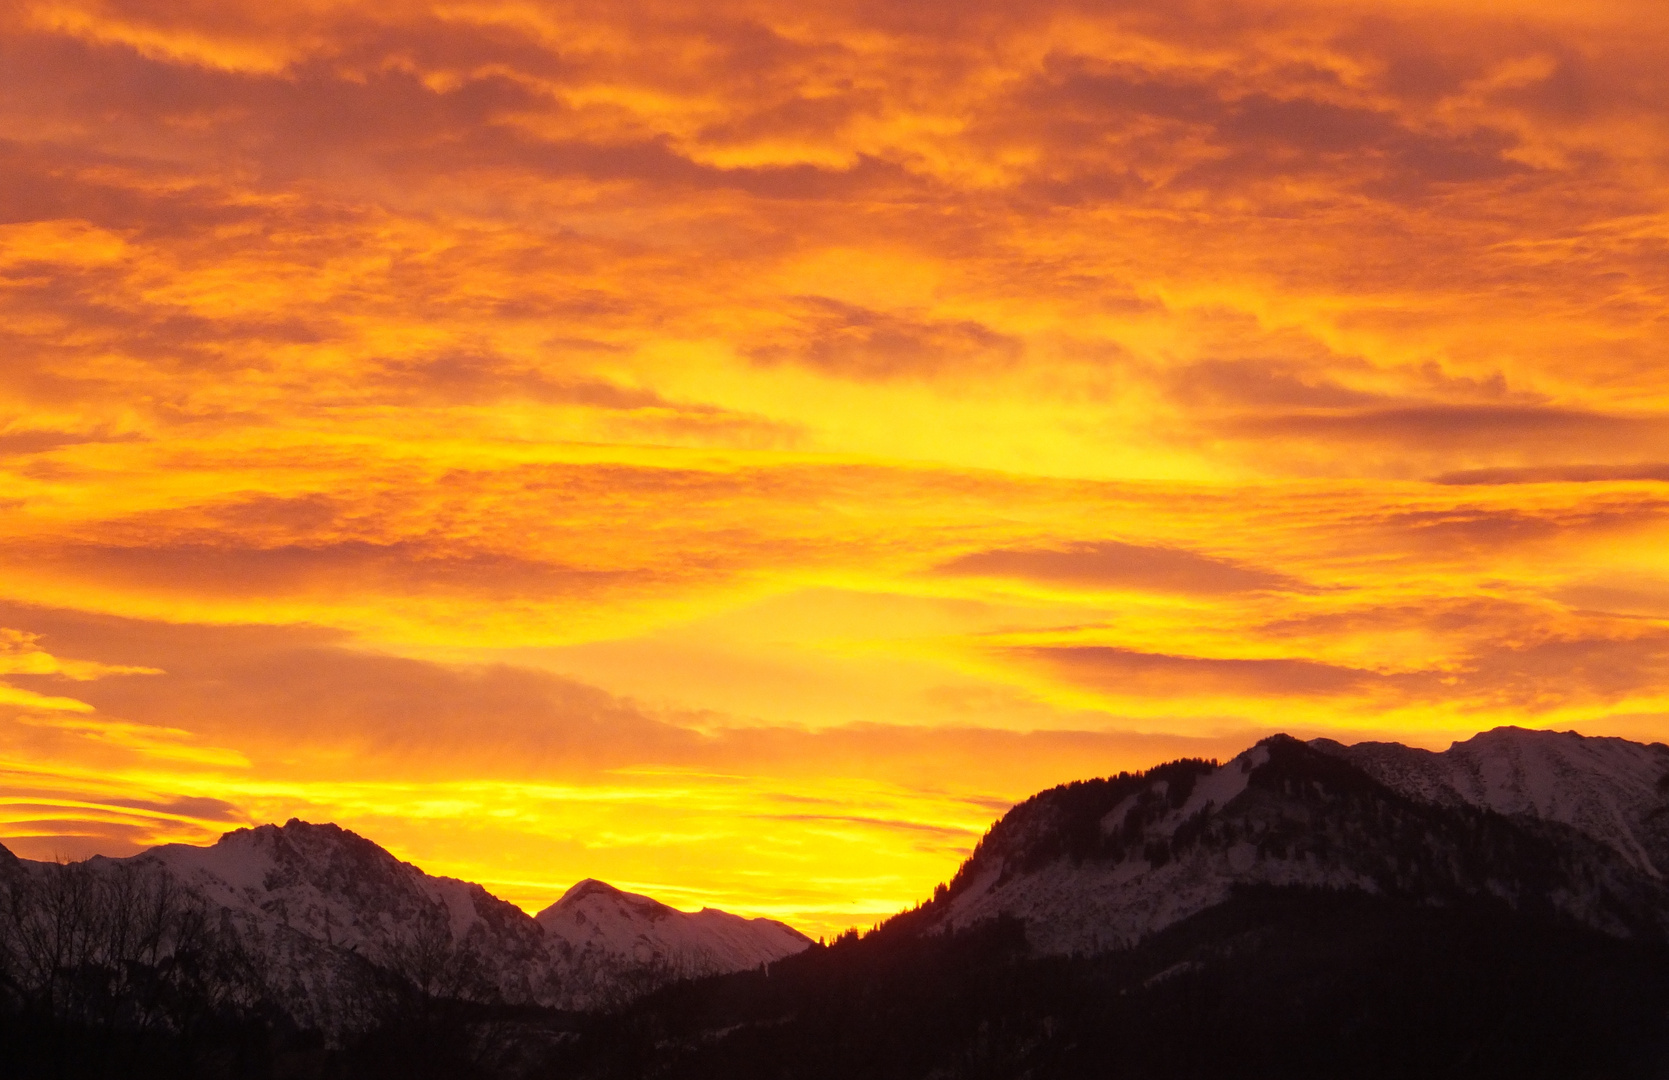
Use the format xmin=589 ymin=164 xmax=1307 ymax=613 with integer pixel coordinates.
xmin=2 ymin=0 xmax=1667 ymax=934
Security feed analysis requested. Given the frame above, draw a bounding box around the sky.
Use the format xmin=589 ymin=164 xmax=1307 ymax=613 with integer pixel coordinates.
xmin=1 ymin=0 xmax=1667 ymax=938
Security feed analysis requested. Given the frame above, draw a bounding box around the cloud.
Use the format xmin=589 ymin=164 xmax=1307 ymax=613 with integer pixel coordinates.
xmin=1454 ymin=632 xmax=1669 ymax=708
xmin=935 ymin=540 xmax=1305 ymax=594
xmin=1227 ymin=404 xmax=1665 ymax=450
xmin=0 ymin=429 xmax=144 ymax=455
xmin=0 ymin=607 xmax=693 ymax=774
xmin=1164 ymin=358 xmax=1385 ymax=411
xmin=1199 ymin=404 xmax=1669 ymax=479
xmin=103 ymin=794 xmax=240 ymax=822
xmin=1367 ymin=500 xmax=1669 ymax=553
xmin=370 ymin=353 xmax=660 ymax=408
xmin=0 ymin=762 xmax=253 ymax=860
xmin=0 ymin=626 xmax=159 ymax=680
xmin=1018 ymin=645 xmax=1377 ymax=698
xmin=1017 ymin=619 xmax=1669 ymax=715
xmin=0 ymin=819 xmax=177 ymax=861
xmin=1432 ymin=464 xmax=1669 ymax=485
xmin=751 ymin=813 xmax=976 ymax=841
xmin=747 ymin=297 xmax=1022 ymax=380
xmin=0 ymin=600 xmax=1255 ymax=787
xmin=2 ymin=0 xmax=1669 ymax=931
xmin=7 ymin=540 xmax=633 ymax=603
xmin=994 ymin=55 xmax=1527 ymax=204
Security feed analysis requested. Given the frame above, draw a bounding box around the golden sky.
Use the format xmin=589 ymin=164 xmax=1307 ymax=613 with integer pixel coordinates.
xmin=2 ymin=0 xmax=1668 ymax=937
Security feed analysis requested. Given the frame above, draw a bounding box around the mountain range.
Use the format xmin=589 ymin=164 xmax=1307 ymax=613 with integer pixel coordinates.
xmin=4 ymin=724 xmax=1669 ymax=1078
xmin=0 ymin=816 xmax=809 ymax=1031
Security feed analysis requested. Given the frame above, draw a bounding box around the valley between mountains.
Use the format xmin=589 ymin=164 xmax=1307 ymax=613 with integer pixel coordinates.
xmin=5 ymin=725 xmax=1669 ymax=1078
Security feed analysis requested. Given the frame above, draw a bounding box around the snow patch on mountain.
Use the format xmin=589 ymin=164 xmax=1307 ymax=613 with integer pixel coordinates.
xmin=1100 ymin=744 xmax=1270 ymax=842
xmin=941 ymin=833 xmax=1367 ymax=955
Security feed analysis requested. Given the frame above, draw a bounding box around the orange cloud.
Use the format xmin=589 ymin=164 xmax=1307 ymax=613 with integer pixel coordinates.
xmin=936 ymin=540 xmax=1308 ymax=595
xmin=1 ymin=0 xmax=1666 ymax=934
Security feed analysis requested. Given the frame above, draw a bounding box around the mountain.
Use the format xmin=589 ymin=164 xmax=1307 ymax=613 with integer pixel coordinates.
xmin=135 ymin=820 xmax=561 ymax=1028
xmin=6 ymin=725 xmax=1669 ymax=1079
xmin=0 ymin=819 xmax=809 ymax=1032
xmin=927 ymin=728 xmax=1669 ymax=953
xmin=536 ymin=879 xmax=812 ymax=1009
xmin=550 ymin=726 xmax=1669 ymax=1079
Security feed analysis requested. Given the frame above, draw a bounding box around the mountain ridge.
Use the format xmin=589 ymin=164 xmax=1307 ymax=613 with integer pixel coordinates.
xmin=1311 ymin=725 xmax=1669 ymax=877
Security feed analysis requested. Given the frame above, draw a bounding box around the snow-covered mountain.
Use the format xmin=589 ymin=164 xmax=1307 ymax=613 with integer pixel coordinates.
xmin=928 ymin=727 xmax=1669 ymax=955
xmin=536 ymin=878 xmax=812 ymax=1008
xmin=0 ymin=819 xmax=809 ymax=1027
xmin=6 ymin=725 xmax=1665 ymax=1043
xmin=1311 ymin=726 xmax=1669 ymax=877
xmin=8 ymin=728 xmax=1669 ymax=1074
xmin=134 ymin=821 xmax=560 ymax=1027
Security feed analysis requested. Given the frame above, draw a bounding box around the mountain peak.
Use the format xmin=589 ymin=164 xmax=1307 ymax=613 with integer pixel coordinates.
xmin=209 ymin=817 xmax=369 ymax=855
xmin=562 ymin=876 xmax=614 ymax=897
xmin=558 ymin=877 xmax=643 ymax=903
xmin=280 ymin=816 xmax=341 ymax=833
xmin=545 ymin=878 xmax=678 ymax=920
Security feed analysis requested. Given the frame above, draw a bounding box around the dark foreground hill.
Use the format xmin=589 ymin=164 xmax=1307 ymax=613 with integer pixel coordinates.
xmin=4 ymin=726 xmax=1668 ymax=1078
xmin=556 ymin=888 xmax=1669 ymax=1080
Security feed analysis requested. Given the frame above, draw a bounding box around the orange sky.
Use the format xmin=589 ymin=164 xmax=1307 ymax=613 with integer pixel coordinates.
xmin=2 ymin=0 xmax=1668 ymax=938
